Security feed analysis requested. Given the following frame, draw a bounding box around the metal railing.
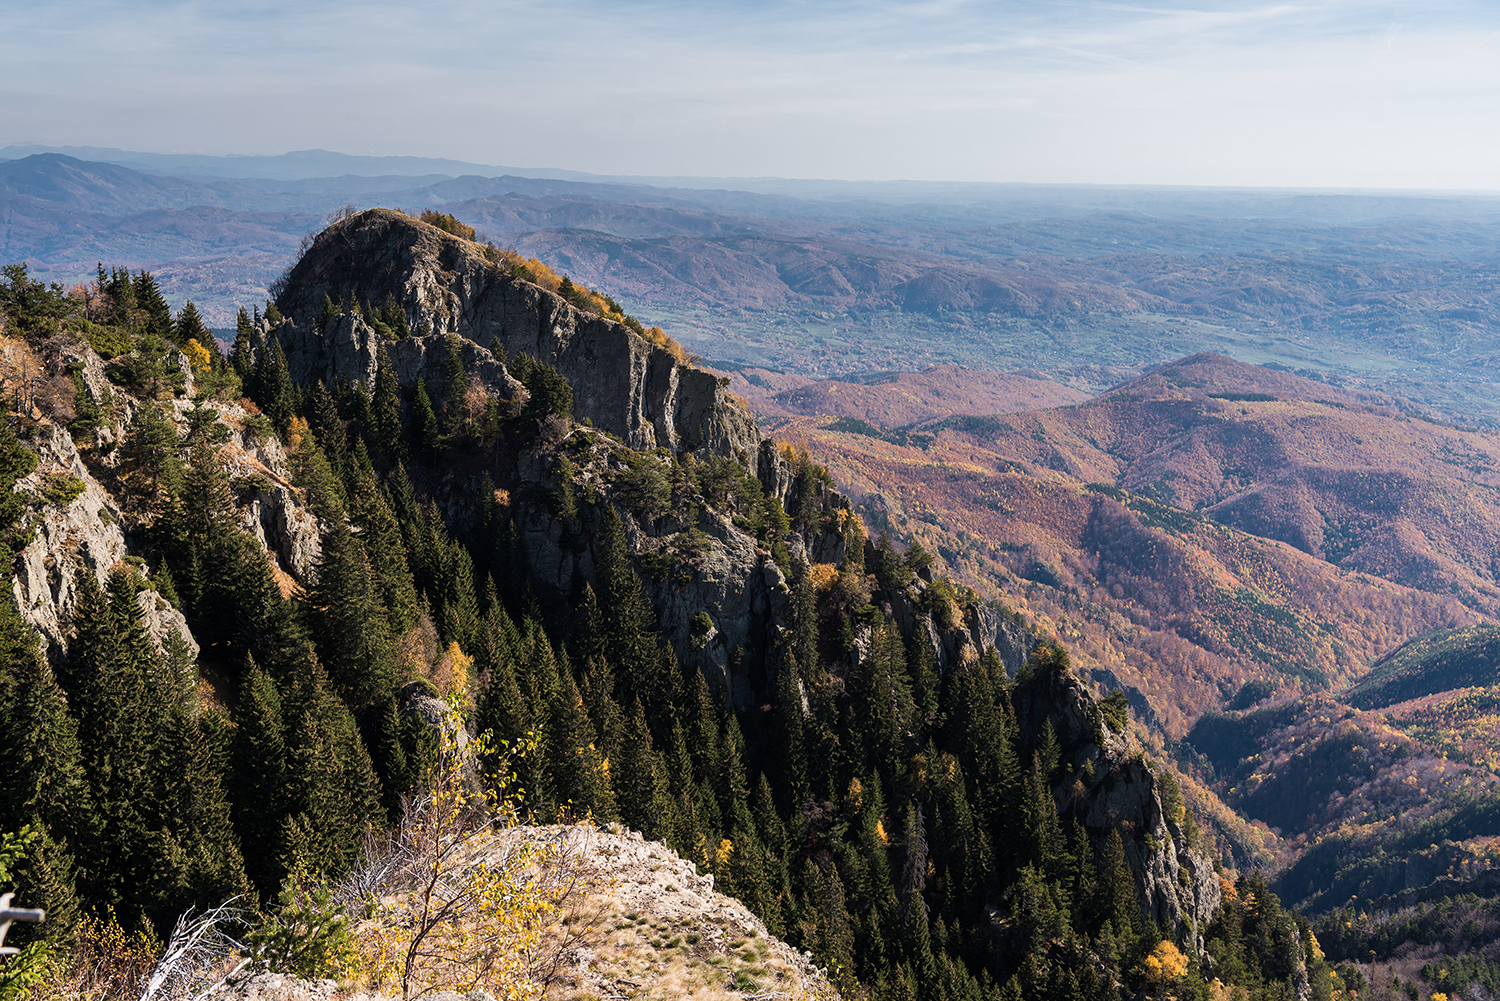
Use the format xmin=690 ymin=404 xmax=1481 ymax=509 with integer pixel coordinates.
xmin=0 ymin=891 xmax=45 ymax=957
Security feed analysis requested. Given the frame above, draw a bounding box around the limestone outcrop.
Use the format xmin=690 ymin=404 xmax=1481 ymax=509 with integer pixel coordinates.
xmin=267 ymin=209 xmax=759 ymax=463
xmin=10 ymin=349 xmax=323 ymax=661
xmin=1011 ymin=661 xmax=1221 ymax=945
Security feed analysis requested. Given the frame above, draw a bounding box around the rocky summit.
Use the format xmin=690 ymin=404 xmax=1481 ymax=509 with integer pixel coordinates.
xmin=268 ymin=209 xmax=759 ymax=461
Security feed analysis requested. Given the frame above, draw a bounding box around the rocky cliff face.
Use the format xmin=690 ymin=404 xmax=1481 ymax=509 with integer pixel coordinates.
xmin=268 ymin=209 xmax=759 ymax=464
xmin=10 ymin=355 xmax=321 ymax=663
xmin=1012 ymin=661 xmax=1221 ymax=945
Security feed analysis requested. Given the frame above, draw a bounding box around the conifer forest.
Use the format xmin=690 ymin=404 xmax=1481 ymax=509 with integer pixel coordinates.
xmin=0 ymin=213 xmax=1360 ymax=1001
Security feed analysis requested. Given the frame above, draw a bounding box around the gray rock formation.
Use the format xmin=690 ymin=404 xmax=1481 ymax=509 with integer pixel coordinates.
xmin=272 ymin=314 xmax=523 ymax=405
xmin=1011 ymin=659 xmax=1221 ymax=946
xmin=505 ymin=433 xmax=791 ymax=709
xmin=268 ymin=209 xmax=758 ymax=462
xmin=12 ymin=422 xmax=199 ymax=663
xmin=13 ymin=423 xmax=128 ymax=654
xmin=135 ymin=587 xmax=199 ymax=662
xmin=239 ymin=484 xmax=322 ymax=582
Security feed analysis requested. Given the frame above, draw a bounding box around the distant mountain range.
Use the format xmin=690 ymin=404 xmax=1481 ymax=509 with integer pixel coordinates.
xmin=6 ymin=149 xmax=1500 ymax=421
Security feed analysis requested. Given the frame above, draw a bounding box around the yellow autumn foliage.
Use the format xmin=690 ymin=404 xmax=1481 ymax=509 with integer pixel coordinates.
xmin=183 ymin=337 xmax=213 ymax=372
xmin=808 ymin=562 xmax=840 ymax=593
xmin=285 ymin=415 xmax=310 ymax=454
xmin=1139 ymin=940 xmax=1188 ymax=984
xmin=347 ymin=725 xmax=575 ymax=1000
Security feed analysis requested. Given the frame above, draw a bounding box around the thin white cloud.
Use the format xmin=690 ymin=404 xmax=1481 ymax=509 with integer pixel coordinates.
xmin=2 ymin=0 xmax=1499 ymax=186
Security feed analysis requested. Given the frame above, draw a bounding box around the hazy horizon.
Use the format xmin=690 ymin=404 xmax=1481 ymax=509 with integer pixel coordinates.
xmin=5 ymin=1 xmax=1500 ymax=191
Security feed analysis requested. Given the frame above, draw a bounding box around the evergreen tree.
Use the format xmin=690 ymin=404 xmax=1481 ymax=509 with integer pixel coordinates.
xmin=411 ymin=378 xmax=440 ymax=461
xmin=441 ymin=335 xmax=470 ymax=438
xmin=257 ymin=337 xmax=296 ymax=432
xmin=175 ymin=300 xmax=209 ymax=349
xmin=371 ymin=343 xmax=405 ymax=465
xmin=231 ymin=662 xmax=287 ymax=897
xmin=231 ymin=307 xmax=256 ymax=384
xmin=120 ymin=400 xmax=184 ymax=505
xmin=616 ymin=701 xmax=675 ymax=842
xmin=306 ymin=381 xmax=350 ymax=488
xmin=304 ymin=512 xmax=399 ymax=710
xmin=545 ymin=662 xmax=616 ymax=822
xmin=278 ymin=653 xmax=384 ymax=879
xmin=346 ymin=468 xmax=420 ymax=636
xmin=1102 ymin=829 xmax=1141 ymax=939
xmin=771 ymin=654 xmax=809 ymax=816
xmin=133 ymin=270 xmax=173 ymax=339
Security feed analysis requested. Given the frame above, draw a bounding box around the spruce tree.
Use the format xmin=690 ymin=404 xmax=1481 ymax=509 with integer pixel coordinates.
xmin=411 ymin=378 xmax=440 ymax=461
xmin=175 ymin=300 xmax=209 ymax=349
xmin=441 ymin=335 xmax=470 ymax=439
xmin=347 ymin=467 xmax=419 ymax=635
xmin=121 ymin=400 xmax=184 ymax=506
xmin=231 ymin=662 xmax=288 ymax=897
xmin=133 ymin=270 xmax=173 ymax=339
xmin=304 ymin=512 xmax=399 ymax=711
xmin=771 ymin=655 xmax=809 ymax=816
xmin=232 ymin=307 xmax=256 ymax=384
xmin=371 ymin=343 xmax=405 ymax=465
xmin=0 ymin=594 xmax=89 ymax=839
xmin=545 ymin=662 xmax=616 ymax=822
xmin=616 ymin=701 xmax=675 ymax=842
xmin=278 ymin=653 xmax=384 ymax=879
xmin=307 ymin=381 xmax=350 ymax=482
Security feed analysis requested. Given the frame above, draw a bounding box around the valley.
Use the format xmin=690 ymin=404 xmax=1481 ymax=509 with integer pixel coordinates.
xmin=3 ymin=180 xmax=1500 ymax=1000
xmin=7 ymin=149 xmax=1500 ymax=422
xmin=722 ymin=345 xmax=1500 ymax=993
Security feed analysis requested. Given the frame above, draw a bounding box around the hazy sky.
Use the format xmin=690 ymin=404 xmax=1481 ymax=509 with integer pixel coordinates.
xmin=4 ymin=0 xmax=1499 ymax=188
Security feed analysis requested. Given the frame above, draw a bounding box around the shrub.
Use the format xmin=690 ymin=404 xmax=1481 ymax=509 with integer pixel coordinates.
xmin=419 ymin=210 xmax=477 ymax=242
xmin=617 ymin=458 xmax=671 ymax=523
xmin=691 ymin=611 xmax=716 ymax=636
xmin=40 ymin=472 xmax=85 ymax=508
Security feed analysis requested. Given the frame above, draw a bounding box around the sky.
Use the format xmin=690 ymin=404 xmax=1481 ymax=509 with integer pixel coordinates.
xmin=3 ymin=0 xmax=1500 ymax=188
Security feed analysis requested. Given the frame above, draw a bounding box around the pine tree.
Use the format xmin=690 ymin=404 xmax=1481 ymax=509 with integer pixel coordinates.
xmin=1021 ymin=753 xmax=1068 ymax=886
xmin=121 ymin=400 xmax=184 ymax=506
xmin=258 ymin=337 xmax=296 ymax=432
xmin=545 ymin=663 xmax=616 ymax=822
xmin=433 ymin=534 xmax=482 ymax=655
xmin=0 ymin=592 xmax=91 ymax=906
xmin=771 ymin=654 xmax=809 ymax=816
xmin=227 ymin=540 xmax=309 ymax=684
xmin=346 ymin=467 xmax=420 ymax=636
xmin=157 ymin=710 xmax=251 ymax=912
xmin=857 ymin=621 xmax=915 ymax=782
xmin=278 ymin=652 xmax=384 ymax=879
xmin=616 ymin=701 xmax=675 ymax=842
xmin=133 ymin=270 xmax=173 ymax=339
xmin=411 ymin=378 xmax=440 ymax=461
xmin=441 ymin=335 xmax=470 ymax=438
xmin=595 ymin=505 xmax=670 ymax=721
xmin=304 ymin=512 xmax=399 ymax=710
xmin=175 ymin=300 xmax=209 ymax=349
xmin=306 ymin=381 xmax=350 ymax=489
xmin=232 ymin=307 xmax=256 ymax=384
xmin=1102 ymin=829 xmax=1140 ymax=939
xmin=231 ymin=661 xmax=288 ymax=897
xmin=898 ymin=802 xmax=933 ymax=971
xmin=371 ymin=343 xmax=405 ymax=465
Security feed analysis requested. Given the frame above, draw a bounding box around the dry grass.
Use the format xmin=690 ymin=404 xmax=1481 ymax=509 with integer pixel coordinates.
xmin=524 ymin=825 xmax=832 ymax=1001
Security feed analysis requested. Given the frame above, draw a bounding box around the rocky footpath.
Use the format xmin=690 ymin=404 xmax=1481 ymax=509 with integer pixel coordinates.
xmin=220 ymin=824 xmax=834 ymax=1001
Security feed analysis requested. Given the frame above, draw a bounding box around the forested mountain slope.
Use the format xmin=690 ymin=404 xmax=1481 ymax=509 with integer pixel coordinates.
xmin=0 ymin=212 xmax=1339 ymax=1000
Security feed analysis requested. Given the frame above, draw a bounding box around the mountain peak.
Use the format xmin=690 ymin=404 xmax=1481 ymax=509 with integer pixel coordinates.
xmin=273 ymin=209 xmax=760 ymax=458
